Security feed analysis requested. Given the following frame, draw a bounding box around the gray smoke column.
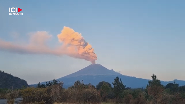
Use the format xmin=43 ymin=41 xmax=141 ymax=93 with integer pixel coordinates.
xmin=58 ymin=26 xmax=97 ymax=64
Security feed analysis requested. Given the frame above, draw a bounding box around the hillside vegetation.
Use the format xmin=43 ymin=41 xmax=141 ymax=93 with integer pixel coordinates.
xmin=0 ymin=70 xmax=28 ymax=89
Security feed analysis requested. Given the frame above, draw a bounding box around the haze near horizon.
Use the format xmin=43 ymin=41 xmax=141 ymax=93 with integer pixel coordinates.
xmin=0 ymin=0 xmax=184 ymax=84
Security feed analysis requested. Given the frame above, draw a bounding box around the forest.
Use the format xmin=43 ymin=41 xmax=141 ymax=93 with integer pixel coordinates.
xmin=0 ymin=74 xmax=185 ymax=104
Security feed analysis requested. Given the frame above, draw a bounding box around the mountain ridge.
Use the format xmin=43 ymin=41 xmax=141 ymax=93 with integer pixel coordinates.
xmin=30 ymin=64 xmax=185 ymax=88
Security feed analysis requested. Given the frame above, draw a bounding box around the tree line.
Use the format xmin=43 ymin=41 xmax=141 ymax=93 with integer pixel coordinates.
xmin=1 ymin=74 xmax=185 ymax=104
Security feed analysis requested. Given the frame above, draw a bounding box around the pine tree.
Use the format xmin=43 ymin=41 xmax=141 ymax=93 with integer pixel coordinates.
xmin=112 ymin=77 xmax=126 ymax=102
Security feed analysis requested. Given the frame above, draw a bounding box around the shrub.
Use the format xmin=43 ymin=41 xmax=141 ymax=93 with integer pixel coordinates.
xmin=123 ymin=94 xmax=133 ymax=104
xmin=20 ymin=87 xmax=52 ymax=104
xmin=60 ymin=83 xmax=101 ymax=104
xmin=6 ymin=90 xmax=19 ymax=104
xmin=81 ymin=88 xmax=101 ymax=104
xmin=0 ymin=88 xmax=8 ymax=99
xmin=133 ymin=93 xmax=147 ymax=104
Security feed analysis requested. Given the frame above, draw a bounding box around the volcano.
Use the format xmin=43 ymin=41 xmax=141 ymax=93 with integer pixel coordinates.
xmin=30 ymin=64 xmax=185 ymax=88
xmin=57 ymin=64 xmax=150 ymax=88
xmin=63 ymin=64 xmax=121 ymax=77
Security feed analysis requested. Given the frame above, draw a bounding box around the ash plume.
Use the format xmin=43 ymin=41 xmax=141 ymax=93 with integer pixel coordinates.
xmin=0 ymin=27 xmax=97 ymax=64
xmin=58 ymin=26 xmax=97 ymax=64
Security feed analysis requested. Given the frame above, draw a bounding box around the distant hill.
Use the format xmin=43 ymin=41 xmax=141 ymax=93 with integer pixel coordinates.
xmin=31 ymin=64 xmax=185 ymax=88
xmin=0 ymin=70 xmax=28 ymax=89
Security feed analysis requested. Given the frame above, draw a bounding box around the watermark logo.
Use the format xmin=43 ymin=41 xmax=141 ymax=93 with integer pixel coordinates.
xmin=9 ymin=7 xmax=23 ymax=15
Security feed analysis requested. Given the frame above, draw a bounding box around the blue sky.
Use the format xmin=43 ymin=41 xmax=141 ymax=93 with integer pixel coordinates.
xmin=0 ymin=0 xmax=184 ymax=84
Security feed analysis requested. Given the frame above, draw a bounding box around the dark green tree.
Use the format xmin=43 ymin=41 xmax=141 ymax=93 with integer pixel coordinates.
xmin=112 ymin=77 xmax=126 ymax=102
xmin=96 ymin=81 xmax=112 ymax=101
xmin=40 ymin=84 xmax=46 ymax=88
xmin=179 ymin=86 xmax=185 ymax=92
xmin=96 ymin=81 xmax=112 ymax=90
xmin=165 ymin=82 xmax=179 ymax=94
xmin=52 ymin=79 xmax=58 ymax=85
